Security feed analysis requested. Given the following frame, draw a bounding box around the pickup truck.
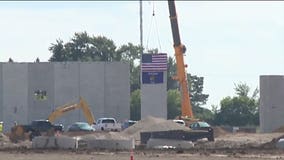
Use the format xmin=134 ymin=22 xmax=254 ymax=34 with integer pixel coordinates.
xmin=93 ymin=118 xmax=121 ymax=132
xmin=22 ymin=120 xmax=64 ymax=140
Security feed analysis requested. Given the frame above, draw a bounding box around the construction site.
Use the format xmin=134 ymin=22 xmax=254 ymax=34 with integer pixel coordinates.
xmin=1 ymin=116 xmax=284 ymax=160
xmin=1 ymin=0 xmax=284 ymax=160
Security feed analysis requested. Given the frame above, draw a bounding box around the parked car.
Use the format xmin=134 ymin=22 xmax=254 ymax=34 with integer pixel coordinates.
xmin=22 ymin=119 xmax=64 ymax=140
xmin=173 ymin=119 xmax=186 ymax=126
xmin=189 ymin=121 xmax=214 ymax=141
xmin=67 ymin=122 xmax=94 ymax=132
xmin=93 ymin=118 xmax=121 ymax=131
xmin=122 ymin=120 xmax=137 ymax=130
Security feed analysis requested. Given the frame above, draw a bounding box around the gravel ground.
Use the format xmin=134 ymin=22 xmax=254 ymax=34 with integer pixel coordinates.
xmin=1 ymin=116 xmax=284 ymax=160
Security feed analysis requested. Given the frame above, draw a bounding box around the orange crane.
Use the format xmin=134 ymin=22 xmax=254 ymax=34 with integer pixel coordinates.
xmin=168 ymin=0 xmax=194 ymax=119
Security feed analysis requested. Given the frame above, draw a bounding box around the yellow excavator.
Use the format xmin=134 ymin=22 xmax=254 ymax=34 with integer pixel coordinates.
xmin=9 ymin=97 xmax=95 ymax=143
xmin=48 ymin=96 xmax=95 ymax=125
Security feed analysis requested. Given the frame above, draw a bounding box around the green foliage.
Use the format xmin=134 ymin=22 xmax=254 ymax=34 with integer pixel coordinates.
xmin=49 ymin=32 xmax=142 ymax=92
xmin=214 ymin=83 xmax=259 ymax=126
xmin=167 ymin=89 xmax=181 ymax=119
xmin=116 ymin=43 xmax=143 ymax=92
xmin=49 ymin=32 xmax=117 ymax=62
xmin=167 ymin=57 xmax=178 ymax=90
xmin=165 ymin=58 xmax=211 ymax=120
xmin=187 ymin=74 xmax=211 ymax=120
xmin=234 ymin=82 xmax=250 ymax=97
xmin=188 ymin=74 xmax=209 ymax=108
xmin=130 ymin=89 xmax=141 ymax=121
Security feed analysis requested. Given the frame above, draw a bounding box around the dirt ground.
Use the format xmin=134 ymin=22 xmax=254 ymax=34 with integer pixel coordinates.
xmin=1 ymin=132 xmax=284 ymax=160
xmin=2 ymin=117 xmax=284 ymax=160
xmin=0 ymin=147 xmax=284 ymax=160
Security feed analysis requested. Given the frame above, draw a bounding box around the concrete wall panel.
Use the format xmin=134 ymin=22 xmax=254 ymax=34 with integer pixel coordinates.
xmin=79 ymin=62 xmax=105 ymax=122
xmin=260 ymin=75 xmax=284 ymax=133
xmin=2 ymin=63 xmax=28 ymax=132
xmin=54 ymin=62 xmax=80 ymax=128
xmin=0 ymin=63 xmax=3 ymax=121
xmin=104 ymin=62 xmax=130 ymax=122
xmin=0 ymin=62 xmax=130 ymax=131
xmin=141 ymin=72 xmax=167 ymax=119
xmin=28 ymin=63 xmax=54 ymax=122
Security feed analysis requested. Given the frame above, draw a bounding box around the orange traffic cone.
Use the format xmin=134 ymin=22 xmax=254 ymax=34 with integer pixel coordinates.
xmin=130 ymin=149 xmax=134 ymax=160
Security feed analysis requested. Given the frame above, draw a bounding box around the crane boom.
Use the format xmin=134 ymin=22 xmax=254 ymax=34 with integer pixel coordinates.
xmin=168 ymin=0 xmax=194 ymax=118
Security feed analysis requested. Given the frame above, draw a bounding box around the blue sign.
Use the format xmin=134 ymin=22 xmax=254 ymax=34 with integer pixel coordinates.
xmin=142 ymin=72 xmax=163 ymax=84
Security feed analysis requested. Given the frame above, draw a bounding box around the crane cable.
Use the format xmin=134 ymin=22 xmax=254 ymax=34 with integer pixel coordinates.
xmin=145 ymin=2 xmax=162 ymax=52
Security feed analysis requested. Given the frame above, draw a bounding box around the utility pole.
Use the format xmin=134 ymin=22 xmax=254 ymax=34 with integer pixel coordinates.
xmin=140 ymin=0 xmax=143 ymax=50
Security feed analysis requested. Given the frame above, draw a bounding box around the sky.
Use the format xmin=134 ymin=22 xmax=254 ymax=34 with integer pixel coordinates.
xmin=0 ymin=1 xmax=284 ymax=110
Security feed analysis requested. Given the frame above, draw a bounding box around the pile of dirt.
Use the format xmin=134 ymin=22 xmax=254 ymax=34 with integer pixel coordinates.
xmin=121 ymin=116 xmax=191 ymax=141
xmin=260 ymin=134 xmax=284 ymax=149
xmin=273 ymin=126 xmax=284 ymax=133
xmin=213 ymin=127 xmax=229 ymax=137
xmin=0 ymin=133 xmax=10 ymax=142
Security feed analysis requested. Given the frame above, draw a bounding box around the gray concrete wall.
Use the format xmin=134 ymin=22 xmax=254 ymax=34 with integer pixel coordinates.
xmin=54 ymin=62 xmax=80 ymax=128
xmin=79 ymin=62 xmax=105 ymax=122
xmin=28 ymin=63 xmax=54 ymax=122
xmin=0 ymin=62 xmax=130 ymax=132
xmin=141 ymin=72 xmax=167 ymax=119
xmin=2 ymin=63 xmax=29 ymax=132
xmin=260 ymin=75 xmax=284 ymax=133
xmin=104 ymin=62 xmax=130 ymax=122
xmin=0 ymin=63 xmax=3 ymax=122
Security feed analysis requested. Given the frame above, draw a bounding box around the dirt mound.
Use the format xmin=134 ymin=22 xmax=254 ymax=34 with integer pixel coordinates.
xmin=273 ymin=126 xmax=284 ymax=133
xmin=121 ymin=116 xmax=191 ymax=141
xmin=213 ymin=127 xmax=229 ymax=137
xmin=0 ymin=133 xmax=10 ymax=142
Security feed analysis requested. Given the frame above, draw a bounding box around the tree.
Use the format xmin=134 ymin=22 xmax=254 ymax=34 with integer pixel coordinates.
xmin=167 ymin=57 xmax=178 ymax=90
xmin=165 ymin=58 xmax=211 ymax=120
xmin=116 ymin=43 xmax=143 ymax=92
xmin=130 ymin=89 xmax=141 ymax=121
xmin=8 ymin=58 xmax=14 ymax=62
xmin=49 ymin=32 xmax=117 ymax=62
xmin=167 ymin=89 xmax=181 ymax=119
xmin=49 ymin=32 xmax=142 ymax=92
xmin=214 ymin=83 xmax=259 ymax=126
xmin=188 ymin=74 xmax=209 ymax=109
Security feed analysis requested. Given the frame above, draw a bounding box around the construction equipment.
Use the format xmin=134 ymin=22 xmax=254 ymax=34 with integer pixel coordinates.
xmin=9 ymin=97 xmax=95 ymax=142
xmin=168 ymin=0 xmax=198 ymax=124
xmin=48 ymin=96 xmax=95 ymax=125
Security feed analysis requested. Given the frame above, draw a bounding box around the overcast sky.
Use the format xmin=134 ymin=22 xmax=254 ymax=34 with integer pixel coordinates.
xmin=1 ymin=1 xmax=284 ymax=110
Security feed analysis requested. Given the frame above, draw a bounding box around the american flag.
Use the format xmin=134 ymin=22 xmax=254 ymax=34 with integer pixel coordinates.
xmin=141 ymin=53 xmax=167 ymax=72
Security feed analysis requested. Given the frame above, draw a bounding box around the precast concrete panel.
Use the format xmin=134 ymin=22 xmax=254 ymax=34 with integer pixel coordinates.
xmin=141 ymin=72 xmax=167 ymax=119
xmin=28 ymin=63 xmax=55 ymax=122
xmin=2 ymin=63 xmax=28 ymax=132
xmin=104 ymin=62 xmax=130 ymax=122
xmin=54 ymin=62 xmax=80 ymax=128
xmin=260 ymin=75 xmax=284 ymax=133
xmin=0 ymin=63 xmax=3 ymax=121
xmin=79 ymin=62 xmax=105 ymax=123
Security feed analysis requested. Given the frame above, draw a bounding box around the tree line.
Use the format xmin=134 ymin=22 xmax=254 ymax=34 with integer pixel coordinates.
xmin=48 ymin=32 xmax=259 ymax=127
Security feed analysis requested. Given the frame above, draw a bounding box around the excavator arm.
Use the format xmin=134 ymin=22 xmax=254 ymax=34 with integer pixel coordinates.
xmin=168 ymin=0 xmax=194 ymax=118
xmin=48 ymin=97 xmax=95 ymax=125
xmin=9 ymin=97 xmax=95 ymax=143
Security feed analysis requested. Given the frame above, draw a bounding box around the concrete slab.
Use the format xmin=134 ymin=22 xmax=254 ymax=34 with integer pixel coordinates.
xmin=146 ymin=138 xmax=194 ymax=149
xmin=32 ymin=136 xmax=77 ymax=149
xmin=79 ymin=138 xmax=135 ymax=150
